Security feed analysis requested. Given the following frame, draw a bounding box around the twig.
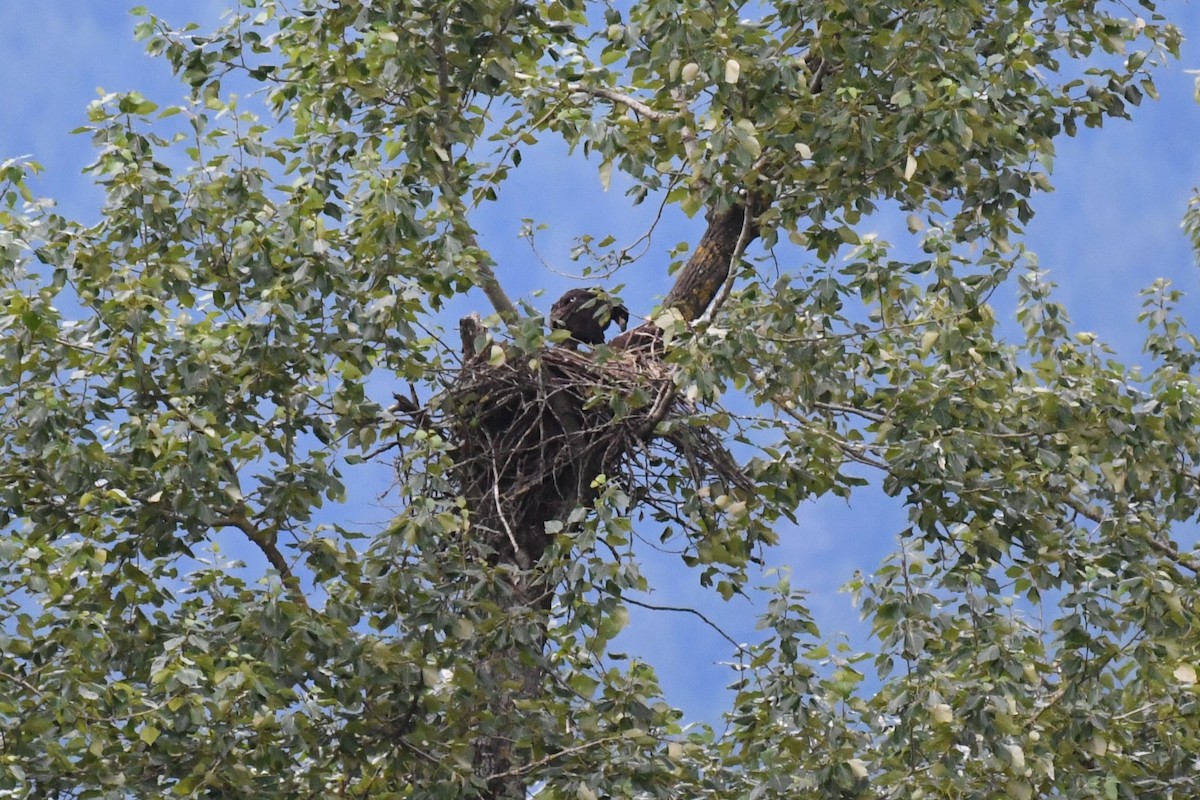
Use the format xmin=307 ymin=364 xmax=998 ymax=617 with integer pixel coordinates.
xmin=623 ymin=596 xmax=748 ymax=656
xmin=813 ymin=401 xmax=888 ymax=423
xmin=670 ymin=87 xmax=707 ymax=193
xmin=362 ymin=439 xmax=404 ymax=460
xmin=749 ymin=373 xmax=890 ymax=470
xmin=1112 ymin=702 xmax=1158 ymax=722
xmin=0 ymin=670 xmax=47 ymax=701
xmin=492 ymin=462 xmax=527 ymax=568
xmin=640 ymin=379 xmax=678 ymax=437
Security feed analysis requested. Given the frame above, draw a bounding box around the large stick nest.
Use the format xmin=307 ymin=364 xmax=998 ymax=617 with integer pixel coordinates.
xmin=433 ymin=319 xmax=746 ymax=568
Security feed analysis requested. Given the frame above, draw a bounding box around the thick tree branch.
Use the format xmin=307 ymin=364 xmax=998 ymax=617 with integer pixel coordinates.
xmin=698 ymin=199 xmax=757 ymax=324
xmin=662 ymin=199 xmax=766 ymax=322
xmin=475 ymin=260 xmax=521 ymax=326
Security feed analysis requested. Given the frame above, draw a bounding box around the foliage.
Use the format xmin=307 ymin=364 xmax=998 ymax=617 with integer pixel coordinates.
xmin=2 ymin=0 xmax=1199 ymax=797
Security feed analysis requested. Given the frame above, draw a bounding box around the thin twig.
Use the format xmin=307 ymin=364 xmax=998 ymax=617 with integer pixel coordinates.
xmin=751 ymin=374 xmax=890 ymax=470
xmin=670 ymin=87 xmax=707 ymax=193
xmin=623 ymin=596 xmax=748 ymax=656
xmin=813 ymin=401 xmax=887 ymax=423
xmin=491 ymin=462 xmax=526 ymax=568
xmin=0 ymin=671 xmax=47 ymax=700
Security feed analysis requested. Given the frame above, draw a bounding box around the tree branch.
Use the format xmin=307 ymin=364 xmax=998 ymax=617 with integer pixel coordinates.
xmin=215 ymin=512 xmax=312 ymax=607
xmin=474 ymin=259 xmax=521 ymax=327
xmin=486 ymin=734 xmax=628 ymax=782
xmin=662 ymin=199 xmax=765 ymax=322
xmin=567 ymin=83 xmax=674 ymax=122
xmin=697 ymin=197 xmax=757 ymax=324
xmin=623 ymin=596 xmax=748 ymax=655
xmin=1063 ymin=496 xmax=1199 ymax=574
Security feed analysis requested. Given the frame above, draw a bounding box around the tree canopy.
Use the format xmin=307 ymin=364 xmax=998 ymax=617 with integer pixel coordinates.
xmin=2 ymin=0 xmax=1200 ymax=798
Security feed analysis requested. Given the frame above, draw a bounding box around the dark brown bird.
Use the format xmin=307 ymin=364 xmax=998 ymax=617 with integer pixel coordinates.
xmin=549 ymin=288 xmax=629 ymax=348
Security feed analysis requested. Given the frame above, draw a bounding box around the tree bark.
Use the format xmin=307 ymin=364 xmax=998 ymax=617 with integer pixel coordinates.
xmin=663 ymin=199 xmax=763 ymax=321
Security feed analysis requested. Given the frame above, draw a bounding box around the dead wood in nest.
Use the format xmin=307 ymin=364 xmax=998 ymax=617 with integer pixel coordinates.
xmin=448 ymin=343 xmax=667 ymax=568
xmin=396 ymin=331 xmax=748 ymax=571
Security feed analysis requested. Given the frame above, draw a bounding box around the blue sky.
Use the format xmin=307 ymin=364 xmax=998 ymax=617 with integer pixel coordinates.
xmin=3 ymin=2 xmax=1200 ymax=722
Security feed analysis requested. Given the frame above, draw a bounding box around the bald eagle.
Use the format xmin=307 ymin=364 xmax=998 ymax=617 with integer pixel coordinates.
xmin=549 ymin=288 xmax=629 ymax=348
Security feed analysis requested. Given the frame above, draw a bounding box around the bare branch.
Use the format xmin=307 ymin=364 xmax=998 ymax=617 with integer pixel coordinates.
xmin=486 ymin=734 xmax=628 ymax=782
xmin=814 ymin=401 xmax=888 ymax=423
xmin=492 ymin=461 xmax=528 ymax=569
xmin=623 ymin=596 xmax=749 ymax=656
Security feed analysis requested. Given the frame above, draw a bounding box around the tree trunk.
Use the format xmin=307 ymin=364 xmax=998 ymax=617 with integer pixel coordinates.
xmin=466 ymin=196 xmax=763 ymax=799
